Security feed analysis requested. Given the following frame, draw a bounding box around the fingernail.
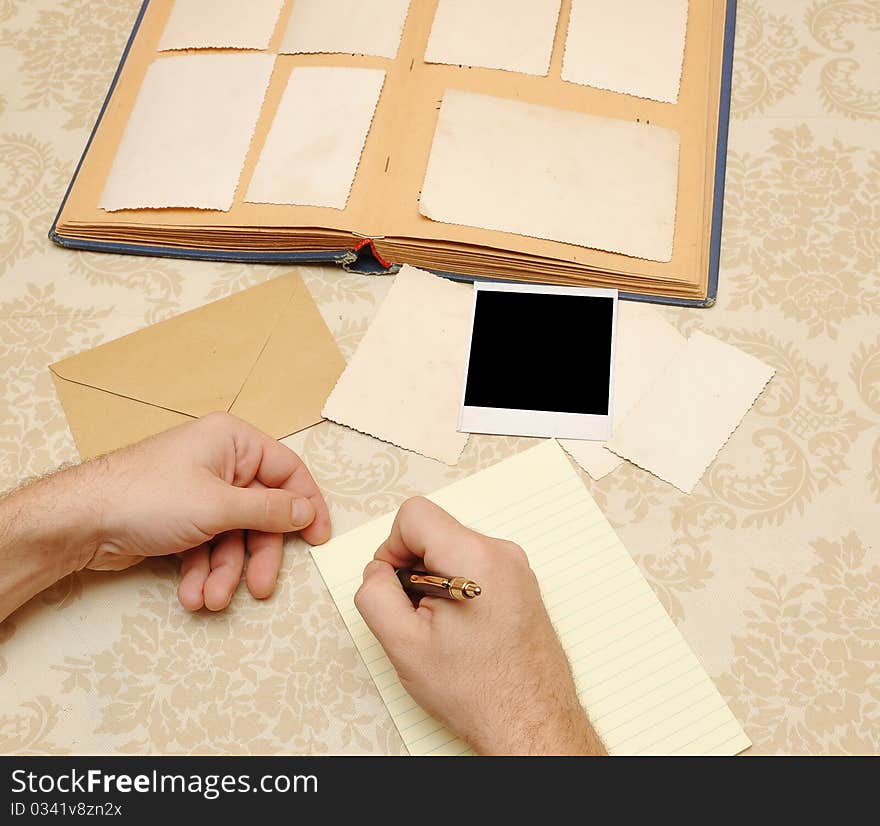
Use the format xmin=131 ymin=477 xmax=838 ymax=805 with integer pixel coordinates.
xmin=291 ymin=497 xmax=313 ymax=526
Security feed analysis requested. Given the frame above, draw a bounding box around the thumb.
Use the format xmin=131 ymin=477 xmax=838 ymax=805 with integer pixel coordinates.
xmin=211 ymin=484 xmax=316 ymax=534
xmin=354 ymin=560 xmax=418 ymax=653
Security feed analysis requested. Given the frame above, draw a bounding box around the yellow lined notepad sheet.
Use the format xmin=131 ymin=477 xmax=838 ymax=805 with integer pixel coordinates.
xmin=311 ymin=441 xmax=751 ymax=756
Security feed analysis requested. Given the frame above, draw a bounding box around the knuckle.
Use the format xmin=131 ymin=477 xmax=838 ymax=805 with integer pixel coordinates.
xmin=362 ymin=559 xmax=384 ymax=577
xmin=201 ymin=411 xmax=229 ymax=425
xmin=353 ymin=579 xmax=376 ymax=615
xmin=399 ymin=495 xmax=431 ymax=518
xmin=199 ymin=411 xmax=235 ymax=433
xmin=468 ymin=535 xmax=494 ymax=561
xmin=502 ymin=540 xmax=529 ymax=564
xmin=263 ymin=490 xmax=288 ymax=524
xmin=478 ymin=538 xmax=529 ymax=569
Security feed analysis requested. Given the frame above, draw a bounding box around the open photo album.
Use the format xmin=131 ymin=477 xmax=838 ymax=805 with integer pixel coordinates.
xmin=51 ymin=0 xmax=737 ymax=306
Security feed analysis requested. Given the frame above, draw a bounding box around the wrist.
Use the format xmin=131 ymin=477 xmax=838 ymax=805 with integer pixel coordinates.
xmin=476 ymin=695 xmax=605 ymax=756
xmin=0 ymin=462 xmax=105 ymax=620
xmin=50 ymin=461 xmax=107 ymax=573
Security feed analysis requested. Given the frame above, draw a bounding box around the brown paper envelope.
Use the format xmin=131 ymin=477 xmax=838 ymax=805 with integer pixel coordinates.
xmin=49 ymin=273 xmax=345 ymax=460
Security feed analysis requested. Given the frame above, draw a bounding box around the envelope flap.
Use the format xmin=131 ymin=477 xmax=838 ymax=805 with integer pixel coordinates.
xmin=52 ymin=373 xmax=192 ymax=460
xmin=50 ymin=274 xmax=298 ymax=418
xmin=230 ymin=276 xmax=346 ymax=438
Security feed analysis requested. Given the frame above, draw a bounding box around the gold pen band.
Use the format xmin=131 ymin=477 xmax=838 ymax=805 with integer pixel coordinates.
xmin=447 ymin=576 xmax=482 ymax=600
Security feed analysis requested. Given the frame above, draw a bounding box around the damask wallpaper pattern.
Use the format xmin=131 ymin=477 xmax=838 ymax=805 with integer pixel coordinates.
xmin=0 ymin=0 xmax=877 ymax=754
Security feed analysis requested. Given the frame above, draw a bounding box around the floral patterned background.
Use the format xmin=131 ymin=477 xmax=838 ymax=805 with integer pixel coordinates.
xmin=1 ymin=0 xmax=878 ymax=755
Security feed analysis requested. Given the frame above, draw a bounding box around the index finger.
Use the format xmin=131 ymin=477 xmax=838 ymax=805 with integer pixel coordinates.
xmin=354 ymin=559 xmax=420 ymax=652
xmin=374 ymin=496 xmax=478 ymax=574
xmin=228 ymin=416 xmax=331 ymax=546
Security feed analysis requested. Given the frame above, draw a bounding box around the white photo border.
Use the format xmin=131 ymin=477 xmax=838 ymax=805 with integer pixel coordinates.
xmin=458 ymin=281 xmax=618 ymax=441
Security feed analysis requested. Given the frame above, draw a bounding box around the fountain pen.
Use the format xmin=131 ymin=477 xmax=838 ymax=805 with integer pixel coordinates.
xmin=396 ymin=568 xmax=482 ymax=601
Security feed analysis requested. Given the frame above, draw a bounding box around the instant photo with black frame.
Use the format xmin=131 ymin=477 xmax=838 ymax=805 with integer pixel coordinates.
xmin=459 ymin=283 xmax=618 ymax=440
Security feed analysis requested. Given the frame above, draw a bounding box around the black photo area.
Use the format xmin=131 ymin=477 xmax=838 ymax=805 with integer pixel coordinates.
xmin=464 ymin=291 xmax=613 ymax=415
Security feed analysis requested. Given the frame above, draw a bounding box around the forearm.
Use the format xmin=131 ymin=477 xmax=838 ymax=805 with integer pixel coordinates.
xmin=476 ymin=687 xmax=606 ymax=756
xmin=0 ymin=463 xmax=101 ymax=622
xmin=481 ymin=630 xmax=607 ymax=756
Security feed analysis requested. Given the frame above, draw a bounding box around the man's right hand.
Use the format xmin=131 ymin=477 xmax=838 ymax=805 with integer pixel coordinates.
xmin=354 ymin=497 xmax=606 ymax=756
